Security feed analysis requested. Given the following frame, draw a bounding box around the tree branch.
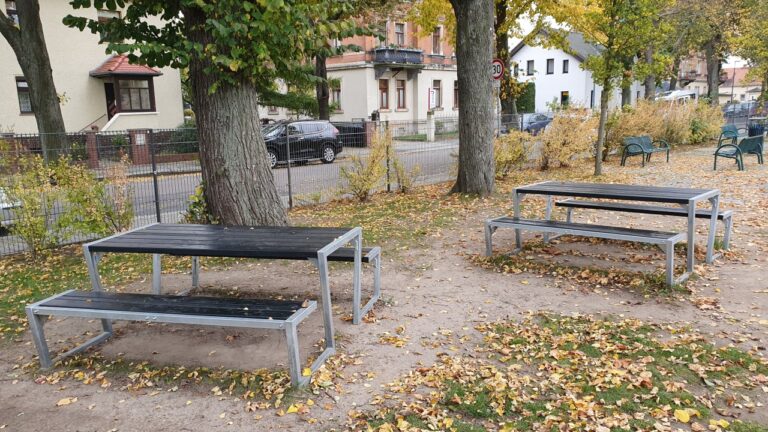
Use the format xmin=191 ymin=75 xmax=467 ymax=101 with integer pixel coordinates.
xmin=0 ymin=9 xmax=22 ymax=53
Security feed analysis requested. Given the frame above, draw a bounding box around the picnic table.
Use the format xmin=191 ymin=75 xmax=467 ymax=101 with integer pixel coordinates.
xmin=27 ymin=223 xmax=381 ymax=386
xmin=509 ymin=181 xmax=721 ymax=282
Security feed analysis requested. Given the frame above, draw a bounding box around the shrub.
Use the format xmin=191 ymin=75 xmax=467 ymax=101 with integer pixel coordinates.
xmin=538 ymin=107 xmax=598 ymax=170
xmin=689 ymin=103 xmax=723 ymax=144
xmin=4 ymin=155 xmax=60 ymax=257
xmin=183 ymin=183 xmax=218 ymax=224
xmin=494 ymin=130 xmax=529 ymax=178
xmin=605 ymin=101 xmax=724 ymax=153
xmin=5 ymin=154 xmax=135 ymax=258
xmin=392 ymin=158 xmax=420 ymax=194
xmin=340 ymin=127 xmax=388 ymax=201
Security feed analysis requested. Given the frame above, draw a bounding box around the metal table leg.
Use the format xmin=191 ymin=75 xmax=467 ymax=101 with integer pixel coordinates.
xmin=152 ymin=254 xmax=162 ymax=294
xmin=82 ymin=245 xmax=113 ymax=334
xmin=686 ymin=198 xmax=696 ymax=275
xmin=705 ymin=194 xmax=720 ymax=263
xmin=315 ymin=251 xmax=336 ymax=350
xmin=513 ymin=189 xmax=522 ymax=251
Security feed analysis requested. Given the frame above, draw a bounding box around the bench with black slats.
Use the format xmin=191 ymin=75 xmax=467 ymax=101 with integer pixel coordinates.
xmin=556 ymin=199 xmax=733 ymax=251
xmin=484 ymin=217 xmax=686 ymax=286
xmin=26 ymin=290 xmax=319 ymax=387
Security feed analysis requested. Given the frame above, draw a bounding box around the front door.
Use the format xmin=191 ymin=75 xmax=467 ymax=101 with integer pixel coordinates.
xmin=104 ymin=82 xmax=117 ymax=119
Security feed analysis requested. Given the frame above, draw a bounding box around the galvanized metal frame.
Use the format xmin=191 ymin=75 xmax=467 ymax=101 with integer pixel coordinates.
xmin=508 ymin=186 xmax=722 ymax=278
xmin=24 ymin=289 xmax=320 ymax=387
xmin=559 ymin=201 xmax=733 ymax=260
xmin=485 ymin=217 xmax=686 ymax=286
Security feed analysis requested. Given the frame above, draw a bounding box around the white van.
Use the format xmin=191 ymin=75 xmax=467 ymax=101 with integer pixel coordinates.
xmin=657 ymin=90 xmax=698 ymax=104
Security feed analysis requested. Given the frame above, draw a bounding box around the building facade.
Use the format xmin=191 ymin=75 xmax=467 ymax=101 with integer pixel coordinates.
xmin=719 ymin=67 xmax=761 ymax=105
xmin=509 ymin=32 xmax=645 ymax=113
xmin=0 ymin=1 xmax=184 ymax=133
xmin=260 ymin=17 xmax=459 ymax=123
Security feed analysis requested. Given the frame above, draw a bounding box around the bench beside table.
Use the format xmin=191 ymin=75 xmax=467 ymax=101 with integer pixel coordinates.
xmin=504 ymin=181 xmax=721 ymax=283
xmin=26 ymin=290 xmax=318 ymax=386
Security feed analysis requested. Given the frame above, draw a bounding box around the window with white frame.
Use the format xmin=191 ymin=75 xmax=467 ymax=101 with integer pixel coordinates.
xmin=395 ymin=23 xmax=405 ymax=46
xmin=431 ymin=27 xmax=442 ymax=54
xmin=432 ymin=80 xmax=442 ymax=108
xmin=16 ymin=77 xmax=31 ymax=113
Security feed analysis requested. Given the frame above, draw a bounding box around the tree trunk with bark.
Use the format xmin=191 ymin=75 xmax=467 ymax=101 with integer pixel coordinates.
xmin=495 ymin=0 xmax=514 ymax=115
xmin=669 ymin=56 xmax=680 ymax=91
xmin=0 ymin=0 xmax=66 ymax=161
xmin=449 ymin=0 xmax=495 ymax=195
xmin=644 ymin=47 xmax=656 ymax=99
xmin=315 ymin=54 xmax=330 ymax=120
xmin=704 ymin=39 xmax=721 ymax=106
xmin=595 ymin=83 xmax=612 ymax=176
xmin=621 ymin=85 xmax=632 ymax=107
xmin=184 ymin=8 xmax=287 ymax=226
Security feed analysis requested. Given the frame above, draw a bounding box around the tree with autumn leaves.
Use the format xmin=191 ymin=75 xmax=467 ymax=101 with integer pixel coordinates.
xmin=65 ymin=0 xmax=369 ymax=226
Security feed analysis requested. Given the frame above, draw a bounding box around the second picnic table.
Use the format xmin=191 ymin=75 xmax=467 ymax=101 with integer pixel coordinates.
xmin=511 ymin=181 xmax=721 ymax=282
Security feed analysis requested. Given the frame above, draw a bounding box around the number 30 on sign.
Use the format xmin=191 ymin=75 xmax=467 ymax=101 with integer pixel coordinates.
xmin=492 ymin=59 xmax=504 ymax=80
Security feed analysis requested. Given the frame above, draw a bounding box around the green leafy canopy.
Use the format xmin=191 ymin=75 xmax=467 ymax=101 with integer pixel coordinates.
xmin=63 ymin=0 xmax=370 ymax=94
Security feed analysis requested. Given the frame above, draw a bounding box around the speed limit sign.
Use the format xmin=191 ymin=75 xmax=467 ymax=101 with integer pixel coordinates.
xmin=492 ymin=58 xmax=504 ymax=80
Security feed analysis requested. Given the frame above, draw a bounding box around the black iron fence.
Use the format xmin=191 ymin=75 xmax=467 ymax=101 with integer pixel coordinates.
xmin=0 ymin=112 xmax=530 ymax=256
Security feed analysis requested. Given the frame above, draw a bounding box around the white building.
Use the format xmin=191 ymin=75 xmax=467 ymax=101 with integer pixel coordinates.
xmin=509 ymin=32 xmax=645 ymax=113
xmin=0 ymin=1 xmax=184 ymax=133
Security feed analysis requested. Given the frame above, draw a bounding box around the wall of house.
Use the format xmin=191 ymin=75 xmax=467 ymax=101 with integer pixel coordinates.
xmin=0 ymin=1 xmax=183 ymax=134
xmin=511 ymin=44 xmax=644 ymax=113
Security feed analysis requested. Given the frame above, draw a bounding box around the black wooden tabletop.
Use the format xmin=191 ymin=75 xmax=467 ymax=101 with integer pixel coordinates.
xmin=88 ymin=224 xmax=355 ymax=259
xmin=516 ymin=181 xmax=718 ymax=204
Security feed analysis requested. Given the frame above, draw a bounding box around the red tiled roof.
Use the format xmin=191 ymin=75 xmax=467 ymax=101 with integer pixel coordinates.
xmin=722 ymin=67 xmax=760 ymax=88
xmin=89 ymin=55 xmax=162 ymax=77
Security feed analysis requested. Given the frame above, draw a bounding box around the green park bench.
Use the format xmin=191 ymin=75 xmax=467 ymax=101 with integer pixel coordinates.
xmin=620 ymin=136 xmax=671 ymax=167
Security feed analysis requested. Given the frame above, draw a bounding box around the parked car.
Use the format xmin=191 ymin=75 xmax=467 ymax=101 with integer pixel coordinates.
xmin=525 ymin=118 xmax=552 ymax=136
xmin=262 ymin=120 xmax=343 ymax=169
xmin=521 ymin=113 xmax=553 ymax=131
xmin=0 ymin=187 xmax=20 ymax=231
xmin=657 ymin=90 xmax=698 ymax=104
xmin=332 ymin=121 xmax=367 ymax=147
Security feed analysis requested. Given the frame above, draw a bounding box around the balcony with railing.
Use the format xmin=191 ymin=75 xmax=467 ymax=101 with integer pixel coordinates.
xmin=373 ymin=47 xmax=424 ymax=65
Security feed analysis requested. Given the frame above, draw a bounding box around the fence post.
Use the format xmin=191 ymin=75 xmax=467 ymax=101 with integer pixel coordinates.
xmin=426 ymin=111 xmax=435 ymax=142
xmin=286 ymin=129 xmax=293 ymax=209
xmin=149 ymin=130 xmax=162 ymax=223
xmin=384 ymin=120 xmax=391 ymax=193
xmin=85 ymin=126 xmax=99 ymax=169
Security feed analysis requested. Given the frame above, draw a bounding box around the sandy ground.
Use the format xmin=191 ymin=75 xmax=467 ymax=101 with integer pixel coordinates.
xmin=1 ymin=147 xmax=767 ymax=431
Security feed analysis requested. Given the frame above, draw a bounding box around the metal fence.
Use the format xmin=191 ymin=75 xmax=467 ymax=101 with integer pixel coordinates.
xmin=0 ymin=113 xmax=531 ymax=256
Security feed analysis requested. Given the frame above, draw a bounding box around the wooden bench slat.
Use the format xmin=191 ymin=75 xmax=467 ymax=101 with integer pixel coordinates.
xmin=555 ymin=199 xmax=730 ymax=220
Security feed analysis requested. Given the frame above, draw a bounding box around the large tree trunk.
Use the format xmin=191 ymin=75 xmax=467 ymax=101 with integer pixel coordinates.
xmin=644 ymin=47 xmax=656 ymax=99
xmin=315 ymin=54 xmax=330 ymax=120
xmin=0 ymin=0 xmax=66 ymax=161
xmin=669 ymin=56 xmax=680 ymax=91
xmin=495 ymin=0 xmax=514 ymax=115
xmin=594 ymin=84 xmax=612 ymax=176
xmin=704 ymin=39 xmax=721 ymax=106
xmin=184 ymin=7 xmax=287 ymax=226
xmin=450 ymin=0 xmax=495 ymax=195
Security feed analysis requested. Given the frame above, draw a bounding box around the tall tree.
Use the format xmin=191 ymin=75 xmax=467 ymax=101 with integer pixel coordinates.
xmin=66 ymin=0 xmax=359 ymax=225
xmin=566 ymin=0 xmax=669 ymax=175
xmin=732 ymin=0 xmax=768 ymax=106
xmin=0 ymin=0 xmax=66 ymax=161
xmin=450 ymin=0 xmax=495 ymax=194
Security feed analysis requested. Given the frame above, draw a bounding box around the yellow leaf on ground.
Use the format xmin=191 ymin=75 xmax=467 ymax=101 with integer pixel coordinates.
xmin=56 ymin=397 xmax=77 ymax=407
xmin=286 ymin=404 xmax=299 ymax=414
xmin=674 ymin=409 xmax=690 ymax=423
xmin=302 ymin=368 xmax=312 ymax=377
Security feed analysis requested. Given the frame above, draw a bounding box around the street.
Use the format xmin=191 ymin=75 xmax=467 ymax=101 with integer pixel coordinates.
xmin=126 ymin=139 xmax=458 ymax=223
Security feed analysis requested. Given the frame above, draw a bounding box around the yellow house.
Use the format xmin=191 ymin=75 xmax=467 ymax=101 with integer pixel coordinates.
xmin=0 ymin=1 xmax=184 ymax=133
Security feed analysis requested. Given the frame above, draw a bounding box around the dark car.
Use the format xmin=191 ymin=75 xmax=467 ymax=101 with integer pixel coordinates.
xmin=525 ymin=118 xmax=552 ymax=136
xmin=332 ymin=121 xmax=367 ymax=147
xmin=262 ymin=120 xmax=342 ymax=168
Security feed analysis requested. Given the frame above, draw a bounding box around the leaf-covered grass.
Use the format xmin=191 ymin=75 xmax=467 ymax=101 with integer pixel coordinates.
xmin=352 ymin=314 xmax=768 ymax=431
